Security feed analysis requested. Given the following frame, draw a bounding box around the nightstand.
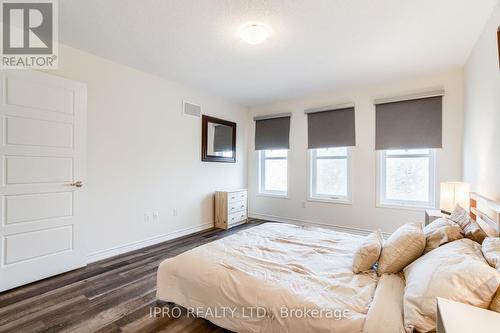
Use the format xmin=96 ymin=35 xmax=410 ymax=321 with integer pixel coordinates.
xmin=437 ymin=297 xmax=500 ymax=332
xmin=425 ymin=209 xmax=445 ymax=226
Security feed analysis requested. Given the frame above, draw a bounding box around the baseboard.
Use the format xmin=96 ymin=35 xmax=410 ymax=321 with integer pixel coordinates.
xmin=86 ymin=222 xmax=214 ymax=263
xmin=249 ymin=212 xmax=391 ymax=238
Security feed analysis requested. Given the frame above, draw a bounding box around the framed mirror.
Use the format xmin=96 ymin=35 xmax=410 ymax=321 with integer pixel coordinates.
xmin=201 ymin=115 xmax=236 ymax=163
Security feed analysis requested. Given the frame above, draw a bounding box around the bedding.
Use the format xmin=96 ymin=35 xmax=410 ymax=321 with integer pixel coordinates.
xmin=157 ymin=223 xmax=380 ymax=333
xmin=352 ymin=230 xmax=383 ymax=273
xmin=377 ymin=223 xmax=425 ymax=275
xmin=403 ymin=238 xmax=500 ymax=333
xmin=422 ymin=218 xmax=463 ymax=254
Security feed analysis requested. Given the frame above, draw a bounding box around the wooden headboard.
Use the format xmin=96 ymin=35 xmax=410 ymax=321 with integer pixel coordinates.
xmin=470 ymin=192 xmax=500 ymax=237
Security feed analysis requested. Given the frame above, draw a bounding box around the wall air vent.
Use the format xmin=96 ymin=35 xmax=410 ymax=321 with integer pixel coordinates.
xmin=183 ymin=101 xmax=201 ymax=117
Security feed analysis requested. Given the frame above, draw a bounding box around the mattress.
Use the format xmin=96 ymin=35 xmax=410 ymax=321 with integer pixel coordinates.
xmin=157 ymin=223 xmax=379 ymax=332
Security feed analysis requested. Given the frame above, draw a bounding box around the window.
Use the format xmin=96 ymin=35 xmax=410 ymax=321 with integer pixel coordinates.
xmin=309 ymin=147 xmax=351 ymax=202
xmin=259 ymin=150 xmax=288 ymax=196
xmin=378 ymin=149 xmax=436 ymax=208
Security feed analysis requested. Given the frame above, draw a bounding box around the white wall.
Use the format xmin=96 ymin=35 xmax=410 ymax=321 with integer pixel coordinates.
xmin=50 ymin=44 xmax=248 ymax=261
xmin=248 ymin=70 xmax=464 ymax=234
xmin=463 ymin=3 xmax=500 ymax=201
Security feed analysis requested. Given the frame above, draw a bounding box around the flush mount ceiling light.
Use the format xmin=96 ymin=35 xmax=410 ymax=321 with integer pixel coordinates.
xmin=239 ymin=22 xmax=271 ymax=45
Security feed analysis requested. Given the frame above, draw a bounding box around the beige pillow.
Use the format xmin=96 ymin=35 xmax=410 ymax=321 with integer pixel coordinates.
xmin=352 ymin=230 xmax=383 ymax=273
xmin=378 ymin=223 xmax=425 ymax=275
xmin=482 ymin=237 xmax=500 ymax=312
xmin=482 ymin=237 xmax=500 ymax=269
xmin=363 ymin=273 xmax=406 ymax=333
xmin=423 ymin=217 xmax=463 ymax=253
xmin=403 ymin=239 xmax=500 ymax=332
xmin=490 ymin=287 xmax=500 ymax=313
xmin=449 ymin=204 xmax=487 ymax=244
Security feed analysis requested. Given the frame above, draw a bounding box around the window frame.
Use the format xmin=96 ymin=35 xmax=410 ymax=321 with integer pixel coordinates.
xmin=308 ymin=147 xmax=352 ymax=204
xmin=377 ymin=149 xmax=437 ymax=210
xmin=258 ymin=149 xmax=289 ymax=198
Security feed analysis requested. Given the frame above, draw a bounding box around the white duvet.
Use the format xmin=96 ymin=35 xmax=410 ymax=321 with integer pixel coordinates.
xmin=157 ymin=223 xmax=379 ymax=332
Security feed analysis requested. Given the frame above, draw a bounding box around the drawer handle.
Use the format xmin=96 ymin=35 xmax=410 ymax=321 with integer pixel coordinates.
xmin=231 ymin=207 xmax=235 ymax=210
xmin=241 ymin=215 xmax=245 ymax=218
xmin=231 ymin=196 xmax=236 ymax=200
xmin=241 ymin=205 xmax=245 ymax=208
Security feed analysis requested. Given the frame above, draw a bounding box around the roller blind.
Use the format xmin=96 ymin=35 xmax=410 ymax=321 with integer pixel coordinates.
xmin=254 ymin=114 xmax=291 ymax=150
xmin=213 ymin=125 xmax=233 ymax=152
xmin=306 ymin=107 xmax=355 ymax=149
xmin=375 ymin=96 xmax=443 ymax=150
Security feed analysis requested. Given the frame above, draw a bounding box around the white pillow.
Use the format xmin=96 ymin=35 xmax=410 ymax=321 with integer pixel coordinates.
xmin=352 ymin=230 xmax=383 ymax=273
xmin=423 ymin=218 xmax=463 ymax=254
xmin=378 ymin=223 xmax=425 ymax=275
xmin=403 ymin=238 xmax=500 ymax=332
xmin=449 ymin=204 xmax=487 ymax=244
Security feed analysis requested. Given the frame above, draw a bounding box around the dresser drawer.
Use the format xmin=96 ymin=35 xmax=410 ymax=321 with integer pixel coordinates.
xmin=228 ymin=200 xmax=246 ymax=213
xmin=228 ymin=191 xmax=247 ymax=203
xmin=228 ymin=211 xmax=247 ymax=226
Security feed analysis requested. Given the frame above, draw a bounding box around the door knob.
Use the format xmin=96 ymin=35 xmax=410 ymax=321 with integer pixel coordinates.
xmin=70 ymin=181 xmax=83 ymax=188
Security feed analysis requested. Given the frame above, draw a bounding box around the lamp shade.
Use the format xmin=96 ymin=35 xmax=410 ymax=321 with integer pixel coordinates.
xmin=440 ymin=182 xmax=470 ymax=213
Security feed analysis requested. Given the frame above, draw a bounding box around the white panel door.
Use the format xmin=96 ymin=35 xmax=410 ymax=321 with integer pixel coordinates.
xmin=0 ymin=70 xmax=87 ymax=291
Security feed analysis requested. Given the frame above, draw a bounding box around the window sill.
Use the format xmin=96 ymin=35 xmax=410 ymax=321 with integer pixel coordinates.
xmin=256 ymin=193 xmax=290 ymax=199
xmin=376 ymin=202 xmax=435 ymax=212
xmin=307 ymin=197 xmax=352 ymax=205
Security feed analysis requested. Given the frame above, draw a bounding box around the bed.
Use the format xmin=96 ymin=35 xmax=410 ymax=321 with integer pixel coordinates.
xmin=157 ymin=223 xmax=392 ymax=332
xmin=157 ymin=193 xmax=500 ymax=333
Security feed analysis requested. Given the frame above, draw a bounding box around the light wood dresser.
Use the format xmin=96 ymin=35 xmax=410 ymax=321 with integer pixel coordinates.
xmin=215 ymin=189 xmax=248 ymax=229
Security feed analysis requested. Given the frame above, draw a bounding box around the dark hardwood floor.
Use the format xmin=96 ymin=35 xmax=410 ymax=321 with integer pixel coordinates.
xmin=0 ymin=219 xmax=265 ymax=333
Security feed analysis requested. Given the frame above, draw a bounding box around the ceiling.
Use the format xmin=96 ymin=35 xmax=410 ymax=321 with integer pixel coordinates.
xmin=59 ymin=0 xmax=498 ymax=107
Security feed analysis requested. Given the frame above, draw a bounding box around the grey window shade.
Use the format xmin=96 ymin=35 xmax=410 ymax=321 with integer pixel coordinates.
xmin=213 ymin=125 xmax=233 ymax=152
xmin=375 ymin=96 xmax=442 ymax=150
xmin=307 ymin=107 xmax=356 ymax=149
xmin=254 ymin=116 xmax=291 ymax=150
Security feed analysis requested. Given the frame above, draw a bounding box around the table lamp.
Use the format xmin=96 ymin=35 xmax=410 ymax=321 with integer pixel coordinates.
xmin=440 ymin=182 xmax=470 ymax=214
